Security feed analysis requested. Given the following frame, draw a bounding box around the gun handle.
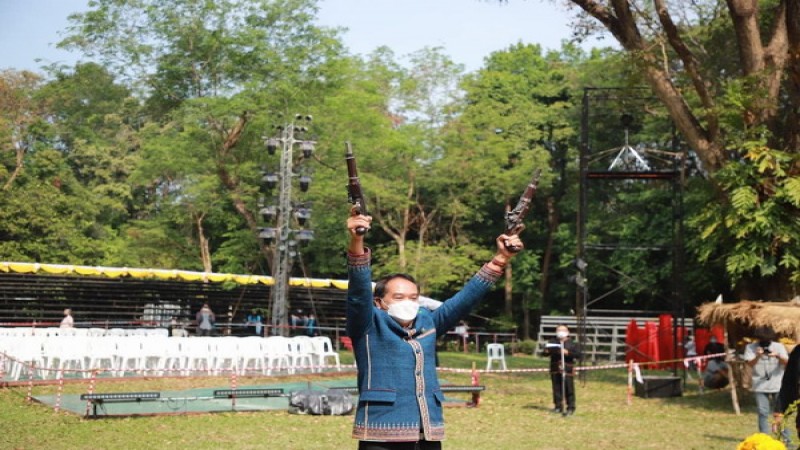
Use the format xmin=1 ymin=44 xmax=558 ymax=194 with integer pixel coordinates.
xmin=505 ymin=242 xmax=523 ymax=253
xmin=503 ymin=225 xmax=525 ymax=252
xmin=352 ymin=203 xmax=368 ymax=236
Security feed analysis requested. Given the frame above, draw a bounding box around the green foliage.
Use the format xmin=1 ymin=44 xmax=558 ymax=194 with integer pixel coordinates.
xmin=688 ymin=144 xmax=800 ymax=285
xmin=373 ymin=241 xmax=492 ymax=298
xmin=511 ymin=338 xmax=538 ymax=355
xmin=0 ymin=150 xmax=106 ymax=263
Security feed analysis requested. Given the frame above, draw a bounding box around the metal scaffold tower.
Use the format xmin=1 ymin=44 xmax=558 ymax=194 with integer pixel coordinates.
xmin=260 ymin=115 xmax=315 ymax=336
xmin=576 ymin=87 xmax=688 ymax=374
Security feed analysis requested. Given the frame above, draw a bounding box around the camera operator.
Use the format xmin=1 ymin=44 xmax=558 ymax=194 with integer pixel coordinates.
xmin=744 ymin=326 xmax=790 ymax=444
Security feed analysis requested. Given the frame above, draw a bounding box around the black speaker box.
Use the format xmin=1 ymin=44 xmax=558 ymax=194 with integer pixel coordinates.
xmin=634 ymin=376 xmax=682 ymax=398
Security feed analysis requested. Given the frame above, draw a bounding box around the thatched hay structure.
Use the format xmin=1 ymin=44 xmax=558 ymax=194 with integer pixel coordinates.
xmin=697 ymin=298 xmax=800 ymax=411
xmin=696 ymin=298 xmax=800 ymax=342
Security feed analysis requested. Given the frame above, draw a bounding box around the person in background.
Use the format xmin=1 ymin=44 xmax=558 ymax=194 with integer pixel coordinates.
xmin=703 ymin=335 xmax=726 ymax=361
xmin=290 ymin=309 xmax=307 ymax=335
xmin=744 ymin=326 xmax=790 ymax=444
xmin=245 ymin=309 xmax=263 ymax=336
xmin=195 ymin=303 xmax=216 ymax=336
xmin=305 ymin=312 xmax=318 ymax=337
xmin=543 ymin=324 xmax=581 ymax=416
xmin=60 ymin=308 xmax=74 ymax=329
xmin=454 ymin=320 xmax=470 ymax=352
xmin=683 ymin=335 xmax=698 ymax=376
xmin=345 ymin=209 xmax=523 ymax=449
xmin=702 ymin=355 xmax=730 ymax=390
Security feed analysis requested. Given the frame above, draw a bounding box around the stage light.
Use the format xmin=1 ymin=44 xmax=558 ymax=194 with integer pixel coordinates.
xmin=301 ymin=141 xmax=315 ymax=158
xmin=294 ymin=207 xmax=311 ymax=226
xmin=299 ymin=175 xmax=311 ymax=192
xmin=213 ymin=388 xmax=284 ymax=398
xmin=262 ymin=173 xmax=279 ymax=190
xmin=260 ymin=205 xmax=277 ymax=222
xmin=265 ymin=138 xmax=279 ymax=155
xmin=259 ymin=227 xmax=277 ymax=244
xmin=295 ymin=230 xmax=314 ymax=242
xmin=80 ymin=392 xmax=161 ymax=402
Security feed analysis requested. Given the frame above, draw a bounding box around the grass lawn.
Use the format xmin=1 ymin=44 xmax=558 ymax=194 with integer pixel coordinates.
xmin=0 ymin=351 xmax=778 ymax=449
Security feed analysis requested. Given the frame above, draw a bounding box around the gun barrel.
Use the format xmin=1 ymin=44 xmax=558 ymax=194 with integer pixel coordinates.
xmin=345 ymin=142 xmax=368 ymax=235
xmin=503 ymin=168 xmax=541 ymax=252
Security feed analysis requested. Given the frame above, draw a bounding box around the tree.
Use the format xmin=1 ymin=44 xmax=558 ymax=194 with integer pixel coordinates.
xmin=439 ymin=43 xmax=576 ymax=330
xmin=0 ymin=70 xmax=49 ymax=190
xmin=555 ymin=0 xmax=800 ymax=299
xmin=60 ymin=0 xmax=348 ymax=275
xmin=39 ymin=63 xmax=140 ymax=229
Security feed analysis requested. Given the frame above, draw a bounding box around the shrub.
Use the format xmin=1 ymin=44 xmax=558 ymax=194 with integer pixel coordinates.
xmin=515 ymin=339 xmax=538 ymax=355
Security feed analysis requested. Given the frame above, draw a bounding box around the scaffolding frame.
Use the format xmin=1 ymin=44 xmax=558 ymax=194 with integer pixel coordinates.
xmin=576 ymin=87 xmax=687 ymax=376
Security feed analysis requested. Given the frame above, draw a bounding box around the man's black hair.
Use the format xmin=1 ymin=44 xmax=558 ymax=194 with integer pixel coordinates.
xmin=754 ymin=326 xmax=776 ymax=341
xmin=374 ymin=273 xmax=419 ymax=299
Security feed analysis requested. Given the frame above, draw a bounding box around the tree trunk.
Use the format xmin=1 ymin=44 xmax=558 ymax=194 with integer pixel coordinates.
xmin=538 ymin=196 xmax=558 ymax=318
xmin=195 ymin=212 xmax=212 ymax=273
xmin=522 ymin=291 xmax=531 ymax=340
xmin=2 ymin=143 xmax=25 ymax=191
xmin=504 ymin=262 xmax=513 ymax=317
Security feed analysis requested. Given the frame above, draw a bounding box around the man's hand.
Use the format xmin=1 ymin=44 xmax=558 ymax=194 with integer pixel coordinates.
xmin=347 ymin=210 xmax=372 ymax=255
xmin=347 ymin=213 xmax=372 ymax=237
xmin=496 ymin=233 xmax=523 ymax=258
xmin=772 ymin=414 xmax=783 ymax=434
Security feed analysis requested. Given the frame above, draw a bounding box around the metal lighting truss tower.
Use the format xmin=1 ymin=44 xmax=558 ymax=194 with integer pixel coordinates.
xmin=261 ymin=115 xmax=315 ymax=336
xmin=577 ymin=87 xmax=686 ymax=376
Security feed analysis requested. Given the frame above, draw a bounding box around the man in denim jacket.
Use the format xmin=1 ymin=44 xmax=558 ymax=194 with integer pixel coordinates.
xmin=346 ymin=211 xmax=522 ymax=449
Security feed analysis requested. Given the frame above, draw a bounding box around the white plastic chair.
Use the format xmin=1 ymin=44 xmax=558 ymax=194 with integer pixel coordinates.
xmin=262 ymin=336 xmax=290 ymax=375
xmin=42 ymin=337 xmax=89 ymax=379
xmin=38 ymin=327 xmax=62 ymax=337
xmin=5 ymin=337 xmax=45 ymax=381
xmin=86 ymin=337 xmax=117 ymax=376
xmin=238 ymin=337 xmax=266 ymax=375
xmin=160 ymin=337 xmax=188 ymax=376
xmin=212 ymin=337 xmax=241 ymax=375
xmin=310 ymin=336 xmax=341 ymax=372
xmin=150 ymin=328 xmax=170 ymax=338
xmin=139 ymin=336 xmax=169 ymax=375
xmin=87 ymin=328 xmax=107 ymax=337
xmin=114 ymin=337 xmax=144 ymax=376
xmin=182 ymin=337 xmax=214 ymax=375
xmin=486 ymin=343 xmax=507 ymax=370
xmin=9 ymin=327 xmax=34 ymax=337
xmin=288 ymin=336 xmax=315 ymax=373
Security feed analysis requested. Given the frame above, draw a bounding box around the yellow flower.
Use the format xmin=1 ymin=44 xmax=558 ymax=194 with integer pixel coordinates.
xmin=736 ymin=433 xmax=786 ymax=450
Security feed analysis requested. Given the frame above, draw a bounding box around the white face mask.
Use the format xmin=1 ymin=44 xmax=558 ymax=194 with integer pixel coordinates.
xmin=386 ymin=300 xmax=419 ymax=323
xmin=556 ymin=331 xmax=569 ymax=339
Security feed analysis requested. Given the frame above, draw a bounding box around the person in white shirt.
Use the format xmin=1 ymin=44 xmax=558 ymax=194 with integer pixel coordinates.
xmin=744 ymin=326 xmax=790 ymax=444
xmin=60 ymin=308 xmax=74 ymax=328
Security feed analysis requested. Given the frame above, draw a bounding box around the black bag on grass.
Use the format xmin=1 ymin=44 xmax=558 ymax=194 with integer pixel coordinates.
xmin=288 ymin=389 xmax=354 ymax=415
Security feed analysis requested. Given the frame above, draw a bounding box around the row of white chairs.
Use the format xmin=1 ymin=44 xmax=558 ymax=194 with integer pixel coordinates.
xmin=0 ymin=335 xmax=340 ymax=381
xmin=0 ymin=327 xmax=170 ymax=338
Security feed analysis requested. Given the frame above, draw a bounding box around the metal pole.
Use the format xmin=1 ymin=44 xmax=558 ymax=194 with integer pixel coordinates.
xmin=576 ymin=88 xmax=590 ymax=382
xmin=270 ymin=125 xmax=295 ymax=336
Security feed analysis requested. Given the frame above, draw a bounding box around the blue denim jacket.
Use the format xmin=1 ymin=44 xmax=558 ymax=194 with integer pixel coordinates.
xmin=347 ymin=249 xmax=502 ymax=442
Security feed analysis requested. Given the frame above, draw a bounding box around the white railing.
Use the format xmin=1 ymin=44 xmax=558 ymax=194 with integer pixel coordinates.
xmin=536 ymin=315 xmax=691 ymax=362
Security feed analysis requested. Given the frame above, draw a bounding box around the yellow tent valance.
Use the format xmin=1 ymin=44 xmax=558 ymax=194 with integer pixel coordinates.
xmin=0 ymin=261 xmax=349 ymax=290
